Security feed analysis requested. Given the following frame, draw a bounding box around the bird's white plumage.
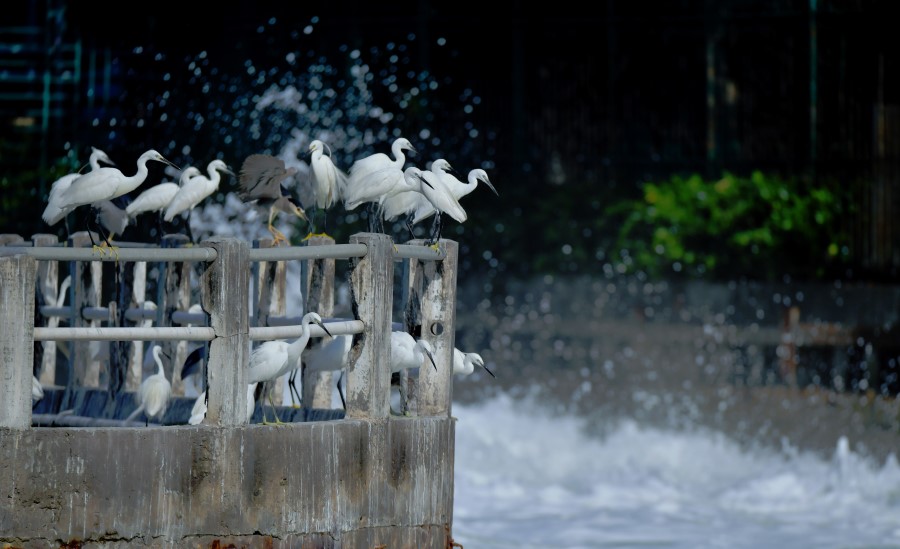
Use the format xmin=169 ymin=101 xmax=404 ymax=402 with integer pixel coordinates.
xmin=390 ymin=331 xmax=436 ymax=373
xmin=452 ymin=349 xmax=494 ymax=377
xmin=343 ymin=137 xmax=415 ymax=211
xmin=164 ymin=159 xmax=231 ymax=222
xmin=44 ymin=147 xmax=115 ymax=221
xmin=127 ymin=166 xmax=201 ymax=217
xmin=249 ymin=312 xmax=329 ymax=384
xmin=380 ymin=167 xmax=433 ymax=223
xmin=128 ymin=345 xmax=172 ymax=424
xmin=309 ymin=140 xmax=347 ymax=210
xmin=416 ymin=160 xmax=467 ymax=224
xmin=43 ymin=148 xmax=171 ymax=226
xmin=412 ymin=166 xmax=496 ymax=224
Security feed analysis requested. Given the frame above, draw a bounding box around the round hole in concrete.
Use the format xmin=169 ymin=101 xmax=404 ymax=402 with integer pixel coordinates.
xmin=430 ymin=322 xmax=444 ymax=336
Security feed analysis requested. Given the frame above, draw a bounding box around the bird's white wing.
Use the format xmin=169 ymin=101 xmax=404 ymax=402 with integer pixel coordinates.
xmin=127 ymin=183 xmax=179 ymax=216
xmin=164 ymin=180 xmax=216 ymax=221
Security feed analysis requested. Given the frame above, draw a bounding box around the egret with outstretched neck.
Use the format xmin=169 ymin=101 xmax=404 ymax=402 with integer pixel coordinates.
xmin=343 ymin=137 xmax=416 ymax=232
xmin=43 ymin=149 xmax=176 ymax=227
xmin=164 ymin=159 xmax=233 ymax=241
xmin=249 ymin=312 xmax=332 ymax=424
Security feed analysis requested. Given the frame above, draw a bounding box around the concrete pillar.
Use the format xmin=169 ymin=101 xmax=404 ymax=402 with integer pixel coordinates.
xmin=200 ymin=238 xmax=249 ymax=426
xmin=347 ymin=233 xmax=393 ymax=419
xmin=1 ymin=254 xmax=37 ymax=429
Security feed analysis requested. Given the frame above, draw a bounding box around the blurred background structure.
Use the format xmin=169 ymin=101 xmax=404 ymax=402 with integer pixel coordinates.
xmin=2 ymin=0 xmax=898 ymax=442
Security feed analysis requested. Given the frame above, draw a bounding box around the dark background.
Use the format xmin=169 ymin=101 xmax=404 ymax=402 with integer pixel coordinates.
xmin=2 ymin=0 xmax=897 ymax=280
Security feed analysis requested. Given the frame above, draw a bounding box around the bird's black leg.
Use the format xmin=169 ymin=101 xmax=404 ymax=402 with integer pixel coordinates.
xmin=337 ymin=372 xmax=346 ymax=411
xmin=186 ymin=211 xmax=195 ymax=244
xmin=405 ymin=214 xmax=416 ymax=241
xmin=288 ymin=369 xmax=301 ymax=407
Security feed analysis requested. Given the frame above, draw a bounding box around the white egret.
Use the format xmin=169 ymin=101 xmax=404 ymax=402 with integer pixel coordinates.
xmin=238 ymin=153 xmax=308 ymax=246
xmin=453 ymin=349 xmax=495 ymax=377
xmin=248 ymin=312 xmax=332 ymax=424
xmin=188 ymin=381 xmax=258 ymax=425
xmin=307 ymin=139 xmax=348 ymax=237
xmin=413 ymin=160 xmax=467 ymax=246
xmin=390 ymin=331 xmax=437 ymax=373
xmin=126 ymin=345 xmax=172 ymax=426
xmin=343 ymin=137 xmax=416 ymax=232
xmin=413 ymin=166 xmax=498 ymax=225
xmin=43 ymin=147 xmax=116 ymax=230
xmin=164 ymin=159 xmax=233 ymax=240
xmin=42 ymin=149 xmax=176 ymax=227
xmin=379 ymin=166 xmax=438 ymax=238
xmin=127 ymin=166 xmax=201 ymax=236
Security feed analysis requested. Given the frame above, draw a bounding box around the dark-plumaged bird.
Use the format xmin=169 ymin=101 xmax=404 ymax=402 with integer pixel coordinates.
xmin=239 ymin=153 xmax=309 ymax=246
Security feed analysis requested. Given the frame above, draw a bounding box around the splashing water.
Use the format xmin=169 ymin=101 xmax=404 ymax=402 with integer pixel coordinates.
xmin=452 ymin=391 xmax=900 ymax=549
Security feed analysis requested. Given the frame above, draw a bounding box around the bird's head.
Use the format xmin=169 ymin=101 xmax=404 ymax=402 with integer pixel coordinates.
xmin=398 ymin=138 xmax=416 ymax=155
xmin=92 ymin=147 xmax=117 ymax=168
xmin=475 ymin=169 xmax=499 ymax=196
xmin=179 ymin=166 xmax=201 ymax=185
xmin=307 ymin=312 xmax=333 ymax=338
xmin=469 ymin=352 xmax=495 ymax=378
xmin=146 ymin=150 xmax=180 ymax=170
xmin=211 ymin=159 xmax=235 ymax=176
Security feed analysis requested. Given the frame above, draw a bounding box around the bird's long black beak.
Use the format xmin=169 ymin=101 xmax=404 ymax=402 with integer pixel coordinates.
xmin=316 ymin=320 xmax=333 ymax=338
xmin=158 ymin=155 xmax=180 ymax=171
xmin=483 ymin=177 xmax=499 ymax=197
xmin=424 ymin=347 xmax=437 ymax=370
xmin=415 ymin=173 xmax=434 ymax=190
xmin=481 ymin=363 xmax=496 ymax=378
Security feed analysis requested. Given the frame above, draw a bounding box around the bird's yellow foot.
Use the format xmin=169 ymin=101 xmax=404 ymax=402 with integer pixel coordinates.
xmin=302 ymin=232 xmax=332 ymax=241
xmin=428 ymin=242 xmax=441 ymax=252
xmin=269 ymin=229 xmax=291 ymax=247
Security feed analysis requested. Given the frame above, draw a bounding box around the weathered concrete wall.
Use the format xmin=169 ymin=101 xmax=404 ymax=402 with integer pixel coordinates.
xmin=0 ymin=417 xmax=455 ymax=548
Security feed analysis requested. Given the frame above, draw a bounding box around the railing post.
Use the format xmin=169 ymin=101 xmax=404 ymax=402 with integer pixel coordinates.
xmin=1 ymin=254 xmax=37 ymax=429
xmin=126 ymin=260 xmax=148 ymax=392
xmin=253 ymin=238 xmax=287 ymax=405
xmin=346 ymin=232 xmax=393 ymax=419
xmin=69 ymin=231 xmax=102 ymax=388
xmin=410 ymin=239 xmax=458 ymax=416
xmin=162 ymin=234 xmax=192 ymax=394
xmin=200 ymin=237 xmax=249 ymax=425
xmin=303 ymin=235 xmax=336 ymax=410
xmin=32 ymin=233 xmax=59 ymax=386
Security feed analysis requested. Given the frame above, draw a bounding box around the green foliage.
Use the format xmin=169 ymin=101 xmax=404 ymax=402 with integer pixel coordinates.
xmin=606 ymin=171 xmax=853 ymax=281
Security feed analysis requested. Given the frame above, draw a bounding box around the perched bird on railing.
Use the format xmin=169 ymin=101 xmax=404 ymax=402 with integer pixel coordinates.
xmin=239 ymin=153 xmax=309 ymax=246
xmin=248 ymin=312 xmax=332 ymax=424
xmin=164 ymin=159 xmax=233 ymax=242
xmin=43 ymin=147 xmax=116 ymax=236
xmin=412 ymin=160 xmax=467 ymax=248
xmin=453 ymin=349 xmax=495 ymax=378
xmin=306 ymin=139 xmax=348 ymax=238
xmin=125 ymin=345 xmax=172 ymax=426
xmin=343 ymin=137 xmax=416 ymax=232
xmin=127 ymin=166 xmax=201 ymax=237
xmin=412 ymin=165 xmax=497 ymax=231
xmin=188 ymin=382 xmax=258 ymax=425
xmin=42 ymin=149 xmax=177 ymax=250
xmin=379 ymin=166 xmax=439 ymax=240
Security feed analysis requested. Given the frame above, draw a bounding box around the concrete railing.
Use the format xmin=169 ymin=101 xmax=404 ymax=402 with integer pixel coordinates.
xmin=0 ymin=232 xmax=459 ymax=428
xmin=0 ymin=232 xmax=460 ymax=547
